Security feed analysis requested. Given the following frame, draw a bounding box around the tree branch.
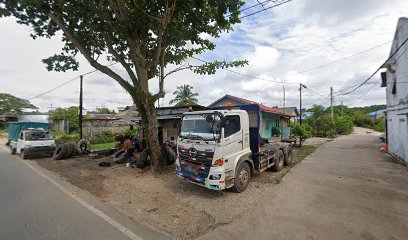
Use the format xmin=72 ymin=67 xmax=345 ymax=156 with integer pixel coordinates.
xmin=104 ymin=33 xmax=139 ymax=85
xmin=47 ymin=11 xmax=133 ymax=93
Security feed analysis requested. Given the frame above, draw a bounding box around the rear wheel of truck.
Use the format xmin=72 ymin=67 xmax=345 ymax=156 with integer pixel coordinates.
xmin=232 ymin=162 xmax=251 ymax=193
xmin=272 ymin=150 xmax=284 ymax=172
xmin=11 ymin=148 xmax=16 ymax=155
xmin=284 ymin=148 xmax=293 ymax=166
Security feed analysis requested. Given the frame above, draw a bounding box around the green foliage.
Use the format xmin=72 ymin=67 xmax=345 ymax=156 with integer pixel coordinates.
xmin=94 ymin=105 xmax=115 ymax=114
xmin=52 ymin=131 xmax=79 ymax=145
xmin=291 ymin=122 xmax=312 ymax=141
xmin=373 ymin=117 xmax=385 ymax=132
xmin=91 ymin=130 xmax=116 ymax=144
xmin=335 ymin=115 xmax=354 ymax=135
xmin=49 ymin=107 xmax=80 ymax=132
xmin=169 ymin=84 xmax=199 ymax=106
xmin=0 ymin=93 xmax=38 ymax=114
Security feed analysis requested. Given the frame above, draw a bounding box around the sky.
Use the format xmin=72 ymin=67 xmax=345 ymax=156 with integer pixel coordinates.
xmin=0 ymin=0 xmax=407 ymax=112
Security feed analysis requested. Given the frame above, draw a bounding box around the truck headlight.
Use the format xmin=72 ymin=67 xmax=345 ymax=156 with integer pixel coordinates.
xmin=210 ymin=174 xmax=222 ymax=180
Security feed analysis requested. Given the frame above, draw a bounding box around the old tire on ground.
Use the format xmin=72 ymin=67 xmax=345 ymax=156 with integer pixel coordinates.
xmin=272 ymin=150 xmax=284 ymax=172
xmin=166 ymin=146 xmax=177 ymax=165
xmin=77 ymin=139 xmax=90 ymax=154
xmin=284 ymin=148 xmax=293 ymax=166
xmin=53 ymin=145 xmax=67 ymax=160
xmin=232 ymin=161 xmax=251 ymax=193
xmin=112 ymin=149 xmax=127 ymax=164
xmin=62 ymin=143 xmax=74 ymax=159
xmin=69 ymin=142 xmax=79 ymax=157
xmin=138 ymin=149 xmax=149 ymax=168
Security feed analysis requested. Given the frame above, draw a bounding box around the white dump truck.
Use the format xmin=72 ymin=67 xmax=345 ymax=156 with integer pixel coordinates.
xmin=7 ymin=122 xmax=56 ymax=159
xmin=175 ymin=104 xmax=292 ymax=192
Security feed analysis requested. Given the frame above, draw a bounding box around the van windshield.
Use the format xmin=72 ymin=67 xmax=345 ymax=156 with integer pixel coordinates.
xmin=180 ymin=113 xmax=221 ymax=141
xmin=25 ymin=131 xmax=53 ymax=141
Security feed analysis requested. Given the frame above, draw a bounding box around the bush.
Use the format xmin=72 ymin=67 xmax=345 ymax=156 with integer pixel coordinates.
xmin=335 ymin=116 xmax=354 ymax=135
xmin=52 ymin=131 xmax=79 ymax=145
xmin=292 ymin=122 xmax=312 ymax=141
xmin=91 ymin=130 xmax=116 ymax=144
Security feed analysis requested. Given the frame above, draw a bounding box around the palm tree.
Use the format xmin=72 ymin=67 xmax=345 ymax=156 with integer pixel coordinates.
xmin=169 ymin=84 xmax=199 ymax=106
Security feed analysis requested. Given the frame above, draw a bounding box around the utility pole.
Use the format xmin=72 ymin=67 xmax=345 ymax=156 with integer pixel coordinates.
xmin=330 ymin=87 xmax=334 ymax=120
xmin=299 ymin=83 xmax=306 ymax=147
xmin=282 ymin=84 xmax=286 ymax=108
xmin=79 ymin=75 xmax=83 ymax=139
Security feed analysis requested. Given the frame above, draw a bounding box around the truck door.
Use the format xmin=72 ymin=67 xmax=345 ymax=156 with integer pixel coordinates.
xmin=223 ymin=115 xmax=243 ymax=162
xmin=16 ymin=132 xmax=24 ymax=153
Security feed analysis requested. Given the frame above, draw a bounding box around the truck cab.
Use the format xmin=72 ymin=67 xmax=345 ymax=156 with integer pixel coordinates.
xmin=176 ymin=106 xmax=291 ymax=192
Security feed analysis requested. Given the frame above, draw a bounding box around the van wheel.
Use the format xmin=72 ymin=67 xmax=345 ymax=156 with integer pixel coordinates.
xmin=272 ymin=150 xmax=284 ymax=172
xmin=232 ymin=162 xmax=250 ymax=193
xmin=21 ymin=150 xmax=28 ymax=159
xmin=284 ymin=148 xmax=293 ymax=165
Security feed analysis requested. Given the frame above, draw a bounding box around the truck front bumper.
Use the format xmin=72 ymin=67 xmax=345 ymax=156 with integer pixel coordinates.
xmin=176 ymin=166 xmax=226 ymax=190
xmin=24 ymin=146 xmax=56 ymax=156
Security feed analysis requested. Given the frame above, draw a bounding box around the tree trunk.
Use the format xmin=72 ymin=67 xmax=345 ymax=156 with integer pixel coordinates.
xmin=134 ymin=91 xmax=163 ymax=173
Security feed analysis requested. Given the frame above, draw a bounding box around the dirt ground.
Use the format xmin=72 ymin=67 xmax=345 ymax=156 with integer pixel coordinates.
xmin=34 ymin=145 xmax=317 ymax=239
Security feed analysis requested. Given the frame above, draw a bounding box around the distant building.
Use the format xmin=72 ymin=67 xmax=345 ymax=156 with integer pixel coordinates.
xmin=278 ymin=107 xmax=299 ymax=122
xmin=367 ymin=109 xmax=386 ymax=121
xmin=381 ymin=17 xmax=408 ymax=165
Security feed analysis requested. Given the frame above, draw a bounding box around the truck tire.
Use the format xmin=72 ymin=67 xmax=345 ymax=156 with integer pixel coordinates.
xmin=112 ymin=149 xmax=127 ymax=164
xmin=77 ymin=139 xmax=90 ymax=154
xmin=11 ymin=148 xmax=16 ymax=155
xmin=53 ymin=145 xmax=67 ymax=160
xmin=284 ymin=148 xmax=293 ymax=166
xmin=272 ymin=150 xmax=284 ymax=172
xmin=232 ymin=162 xmax=251 ymax=193
xmin=21 ymin=149 xmax=28 ymax=159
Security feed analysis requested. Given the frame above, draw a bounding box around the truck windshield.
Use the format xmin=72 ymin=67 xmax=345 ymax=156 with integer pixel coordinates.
xmin=180 ymin=113 xmax=221 ymax=141
xmin=25 ymin=131 xmax=53 ymax=141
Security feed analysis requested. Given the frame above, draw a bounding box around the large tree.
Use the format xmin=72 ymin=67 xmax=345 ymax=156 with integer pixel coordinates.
xmin=169 ymin=84 xmax=199 ymax=106
xmin=0 ymin=1 xmax=246 ymax=172
xmin=0 ymin=93 xmax=38 ymax=114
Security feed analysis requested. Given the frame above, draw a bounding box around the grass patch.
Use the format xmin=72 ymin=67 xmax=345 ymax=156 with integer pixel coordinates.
xmin=261 ymin=145 xmax=317 ymax=184
xmin=92 ymin=142 xmax=115 ymax=150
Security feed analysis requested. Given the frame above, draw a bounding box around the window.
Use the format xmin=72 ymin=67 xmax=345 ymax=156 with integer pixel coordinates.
xmin=225 ymin=115 xmax=241 ymax=137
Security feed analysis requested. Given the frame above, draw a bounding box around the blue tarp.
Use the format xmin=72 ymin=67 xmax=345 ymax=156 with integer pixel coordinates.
xmin=7 ymin=122 xmax=50 ymax=142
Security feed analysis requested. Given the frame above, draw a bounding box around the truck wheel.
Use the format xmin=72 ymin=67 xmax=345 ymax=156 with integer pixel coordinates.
xmin=232 ymin=162 xmax=251 ymax=193
xmin=284 ymin=148 xmax=293 ymax=166
xmin=21 ymin=150 xmax=28 ymax=159
xmin=272 ymin=150 xmax=284 ymax=172
xmin=11 ymin=148 xmax=16 ymax=155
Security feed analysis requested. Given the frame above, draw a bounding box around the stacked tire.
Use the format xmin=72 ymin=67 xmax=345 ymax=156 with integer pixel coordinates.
xmin=53 ymin=142 xmax=79 ymax=160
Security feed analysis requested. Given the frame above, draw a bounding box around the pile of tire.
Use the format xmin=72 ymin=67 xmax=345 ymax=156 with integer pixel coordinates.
xmin=53 ymin=143 xmax=78 ymax=160
xmin=161 ymin=145 xmax=177 ymax=166
xmin=112 ymin=149 xmax=127 ymax=164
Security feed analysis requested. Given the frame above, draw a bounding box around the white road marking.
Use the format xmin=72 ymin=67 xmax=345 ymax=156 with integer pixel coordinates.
xmin=0 ymin=145 xmax=143 ymax=240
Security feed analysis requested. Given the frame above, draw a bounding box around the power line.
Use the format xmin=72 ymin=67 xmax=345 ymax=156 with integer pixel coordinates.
xmin=338 ymin=36 xmax=408 ymax=96
xmin=28 ymin=62 xmax=118 ymax=101
xmin=239 ymin=0 xmax=294 ymax=19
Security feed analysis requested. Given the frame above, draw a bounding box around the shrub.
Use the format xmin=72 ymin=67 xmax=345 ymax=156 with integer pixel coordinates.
xmin=91 ymin=130 xmax=116 ymax=144
xmin=292 ymin=122 xmax=312 ymax=141
xmin=335 ymin=116 xmax=354 ymax=135
xmin=52 ymin=131 xmax=79 ymax=145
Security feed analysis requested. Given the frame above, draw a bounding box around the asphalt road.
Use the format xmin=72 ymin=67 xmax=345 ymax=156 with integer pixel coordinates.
xmin=199 ymin=128 xmax=408 ymax=240
xmin=0 ymin=147 xmax=164 ymax=240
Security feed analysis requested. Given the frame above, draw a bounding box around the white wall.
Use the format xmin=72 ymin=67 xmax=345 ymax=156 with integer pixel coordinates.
xmin=385 ymin=17 xmax=408 ymax=164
